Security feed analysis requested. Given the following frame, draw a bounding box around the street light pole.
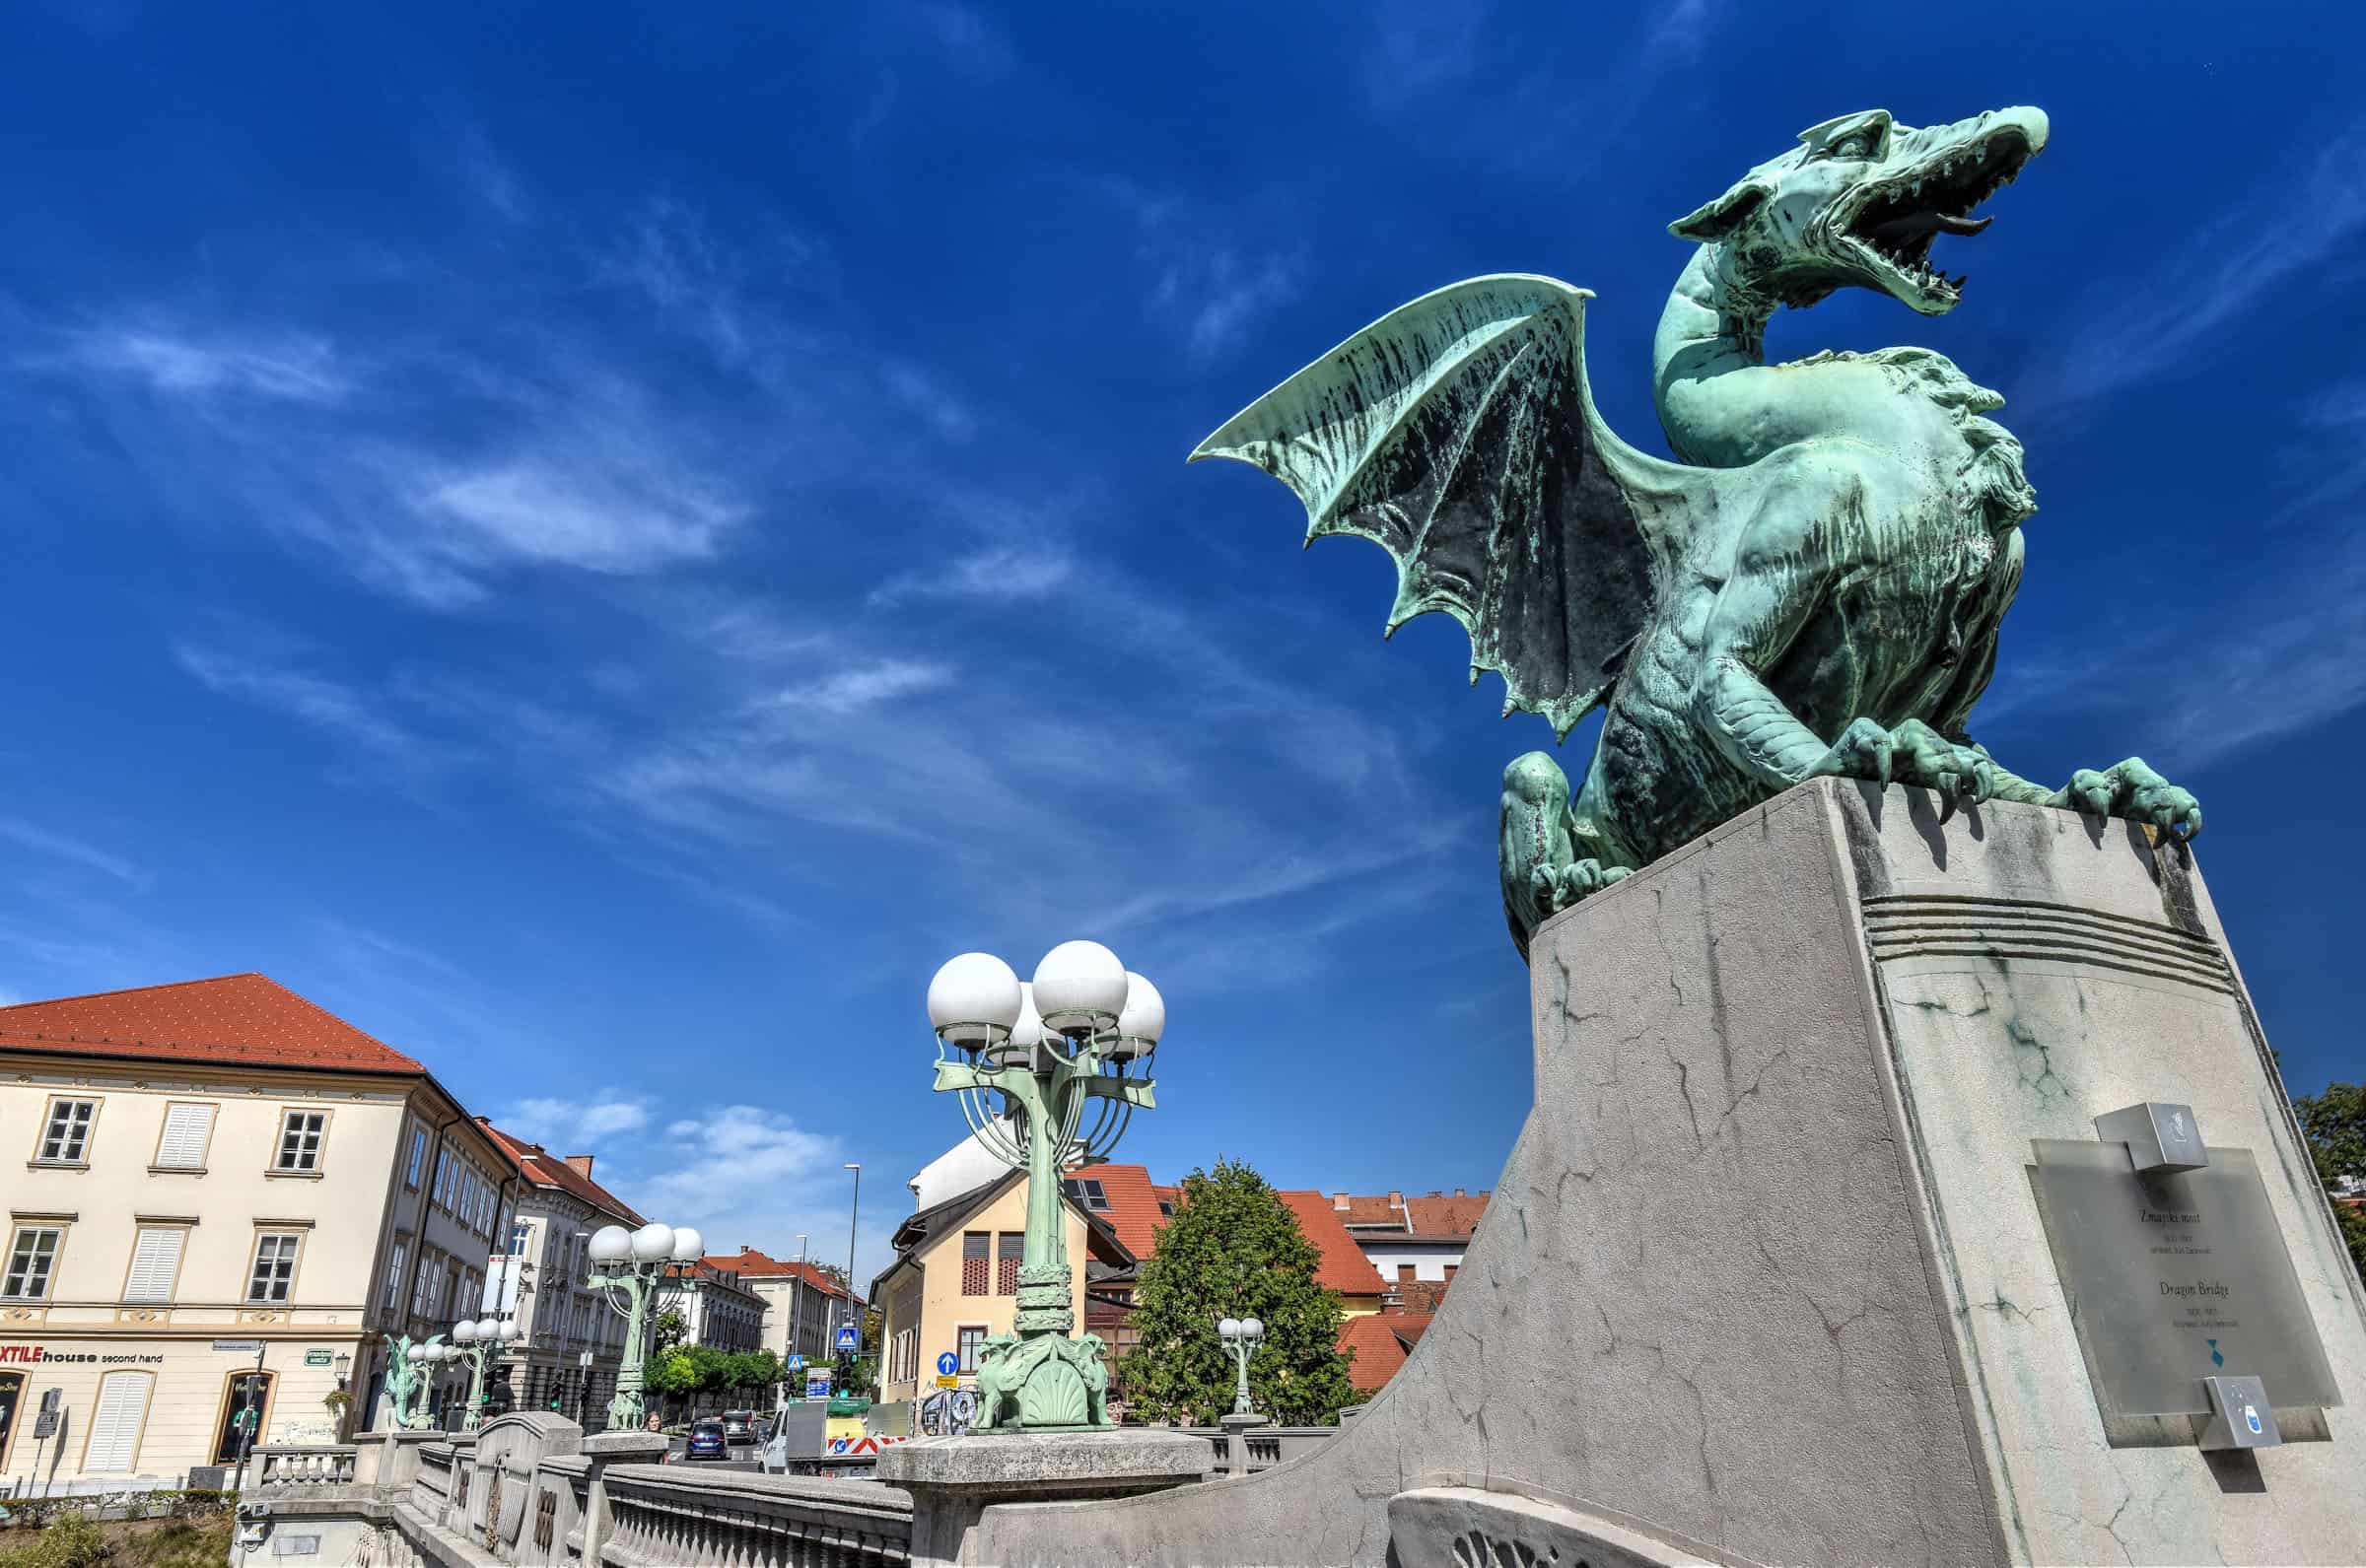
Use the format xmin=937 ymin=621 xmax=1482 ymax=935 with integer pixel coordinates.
xmin=585 ymin=1220 xmax=703 ymax=1431
xmin=1218 ymin=1316 xmax=1265 ymax=1417
xmin=924 ymin=941 xmax=1165 ymax=1432
xmin=840 ymin=1164 xmax=861 ymax=1382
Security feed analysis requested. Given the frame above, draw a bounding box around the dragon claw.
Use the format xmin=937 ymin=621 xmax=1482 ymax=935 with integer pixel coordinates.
xmin=2056 ymin=758 xmax=2201 ymax=840
xmin=1816 ymin=716 xmax=1992 ymax=802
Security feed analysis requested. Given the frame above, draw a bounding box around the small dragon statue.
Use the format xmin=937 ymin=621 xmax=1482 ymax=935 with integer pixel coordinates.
xmin=1194 ymin=105 xmax=2200 ymax=961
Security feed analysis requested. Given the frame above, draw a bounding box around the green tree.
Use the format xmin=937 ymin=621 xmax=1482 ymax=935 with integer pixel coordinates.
xmin=643 ymin=1344 xmax=700 ymax=1415
xmin=2295 ymin=1081 xmax=2366 ymax=1287
xmin=652 ymin=1308 xmax=688 ymax=1351
xmin=1115 ymin=1158 xmax=1359 ymax=1425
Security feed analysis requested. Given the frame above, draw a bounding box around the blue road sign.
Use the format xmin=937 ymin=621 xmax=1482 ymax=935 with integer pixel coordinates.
xmin=833 ymin=1324 xmax=861 ymax=1353
xmin=784 ymin=1354 xmax=805 ymax=1371
xmin=936 ymin=1351 xmax=960 ymax=1378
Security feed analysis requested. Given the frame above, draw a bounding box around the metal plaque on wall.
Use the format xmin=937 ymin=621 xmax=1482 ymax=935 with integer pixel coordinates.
xmin=2031 ymin=1140 xmax=2342 ymax=1416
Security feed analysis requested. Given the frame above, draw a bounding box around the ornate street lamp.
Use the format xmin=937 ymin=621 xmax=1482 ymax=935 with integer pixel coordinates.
xmin=926 ymin=941 xmax=1165 ymax=1431
xmin=1217 ymin=1316 xmax=1265 ymax=1417
xmin=585 ymin=1219 xmax=704 ymax=1431
xmin=403 ymin=1340 xmax=455 ymax=1429
xmin=450 ymin=1317 xmax=522 ymax=1432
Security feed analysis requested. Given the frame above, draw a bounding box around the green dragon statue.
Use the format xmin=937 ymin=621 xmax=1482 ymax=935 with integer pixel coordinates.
xmin=1193 ymin=104 xmax=2201 ymax=960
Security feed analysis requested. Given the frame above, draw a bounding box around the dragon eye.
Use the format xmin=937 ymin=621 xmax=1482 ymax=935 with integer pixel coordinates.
xmin=1830 ymin=133 xmax=1871 ymax=160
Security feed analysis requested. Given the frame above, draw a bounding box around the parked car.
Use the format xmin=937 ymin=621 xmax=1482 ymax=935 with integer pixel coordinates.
xmin=683 ymin=1420 xmax=729 ymax=1462
xmin=722 ymin=1408 xmax=759 ymax=1446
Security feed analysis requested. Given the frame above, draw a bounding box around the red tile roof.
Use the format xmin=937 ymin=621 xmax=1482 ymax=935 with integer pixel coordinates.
xmin=480 ymin=1122 xmax=644 ymax=1227
xmin=1338 ymin=1311 xmax=1433 ymax=1392
xmin=1329 ymin=1194 xmax=1407 ymax=1228
xmin=0 ymin=973 xmax=425 ymax=1074
xmin=703 ymin=1247 xmax=860 ymax=1301
xmin=1080 ymin=1163 xmax=1165 ymax=1261
xmin=1277 ymin=1192 xmax=1388 ymax=1296
xmin=1405 ymin=1193 xmax=1489 ymax=1238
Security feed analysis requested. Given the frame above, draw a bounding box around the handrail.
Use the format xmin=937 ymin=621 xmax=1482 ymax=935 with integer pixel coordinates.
xmin=598 ymin=1465 xmax=912 ymax=1566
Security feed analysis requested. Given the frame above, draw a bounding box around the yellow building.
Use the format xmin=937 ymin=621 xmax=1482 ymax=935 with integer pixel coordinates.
xmin=869 ymin=1171 xmax=1132 ymax=1406
xmin=0 ymin=975 xmax=516 ymax=1491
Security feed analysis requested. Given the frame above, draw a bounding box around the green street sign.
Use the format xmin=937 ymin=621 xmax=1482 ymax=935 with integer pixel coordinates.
xmin=305 ymin=1350 xmax=334 ymax=1368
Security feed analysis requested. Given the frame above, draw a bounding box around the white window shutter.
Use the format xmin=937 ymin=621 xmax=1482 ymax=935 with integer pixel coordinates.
xmin=156 ymin=1105 xmax=214 ymax=1169
xmin=85 ymin=1372 xmax=149 ymax=1471
xmin=124 ymin=1230 xmax=184 ymax=1304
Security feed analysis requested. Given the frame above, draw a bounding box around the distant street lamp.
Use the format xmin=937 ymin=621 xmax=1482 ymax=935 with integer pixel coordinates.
xmin=450 ymin=1317 xmax=522 ymax=1432
xmin=1218 ymin=1316 xmax=1265 ymax=1417
xmin=925 ymin=941 xmax=1164 ymax=1431
xmin=586 ymin=1220 xmax=704 ymax=1431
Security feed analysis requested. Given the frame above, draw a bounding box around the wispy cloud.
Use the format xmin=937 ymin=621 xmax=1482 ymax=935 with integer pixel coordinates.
xmin=2020 ymin=122 xmax=2366 ymax=424
xmin=500 ymin=1092 xmax=654 ymax=1143
xmin=0 ymin=817 xmax=146 ymax=888
xmin=64 ymin=326 xmax=350 ymax=402
xmin=175 ymin=643 xmax=448 ymax=765
xmin=869 ymin=542 xmax=1073 ymax=606
xmin=767 ymin=658 xmax=954 ymax=715
xmin=1361 ymin=0 xmax=1491 ymax=109
xmin=1152 ymin=247 xmax=1304 ymax=366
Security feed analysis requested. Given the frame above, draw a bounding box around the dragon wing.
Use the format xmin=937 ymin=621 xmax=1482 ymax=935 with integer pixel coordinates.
xmin=1191 ymin=273 xmax=1685 ymax=738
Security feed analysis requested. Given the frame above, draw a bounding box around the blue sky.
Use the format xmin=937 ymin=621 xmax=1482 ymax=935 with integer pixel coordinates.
xmin=3 ymin=1 xmax=2361 ymax=1285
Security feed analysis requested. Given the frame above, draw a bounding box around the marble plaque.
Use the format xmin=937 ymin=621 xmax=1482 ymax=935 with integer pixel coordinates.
xmin=2031 ymin=1140 xmax=2342 ymax=1416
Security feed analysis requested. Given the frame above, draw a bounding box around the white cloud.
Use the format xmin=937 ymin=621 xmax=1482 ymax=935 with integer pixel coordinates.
xmin=869 ymin=543 xmax=1073 ymax=607
xmin=415 ymin=447 xmax=740 ymax=575
xmin=66 ymin=327 xmax=350 ymax=403
xmin=174 ymin=643 xmax=446 ymax=765
xmin=0 ymin=817 xmax=146 ymax=887
xmin=1153 ymin=247 xmax=1304 ymax=366
xmin=499 ymin=1093 xmax=654 ymax=1144
xmin=767 ymin=658 xmax=954 ymax=715
xmin=881 ymin=360 xmax=976 ymax=443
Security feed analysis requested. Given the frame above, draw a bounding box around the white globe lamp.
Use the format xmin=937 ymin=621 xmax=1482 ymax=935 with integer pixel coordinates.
xmin=1242 ymin=1317 xmax=1264 ymax=1339
xmin=452 ymin=1320 xmax=478 ymax=1344
xmin=498 ymin=1320 xmax=522 ymax=1344
xmin=1218 ymin=1317 xmax=1242 ymax=1340
xmin=589 ymin=1226 xmax=632 ymax=1264
xmin=670 ymin=1226 xmax=705 ymax=1262
xmin=1109 ymin=972 xmax=1165 ymax=1060
xmin=1033 ymin=940 xmax=1129 ymax=1033
xmin=928 ymin=952 xmax=1024 ymax=1047
xmin=988 ymin=983 xmax=1045 ymax=1067
xmin=630 ymin=1223 xmax=675 ymax=1263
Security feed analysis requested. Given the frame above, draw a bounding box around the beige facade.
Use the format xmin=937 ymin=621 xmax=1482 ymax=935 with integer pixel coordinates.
xmin=871 ymin=1174 xmax=1103 ymax=1407
xmin=0 ymin=976 xmax=520 ymax=1490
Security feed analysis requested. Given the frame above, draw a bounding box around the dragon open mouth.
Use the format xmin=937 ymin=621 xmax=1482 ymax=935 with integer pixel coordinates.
xmin=1839 ymin=126 xmax=2041 ymax=312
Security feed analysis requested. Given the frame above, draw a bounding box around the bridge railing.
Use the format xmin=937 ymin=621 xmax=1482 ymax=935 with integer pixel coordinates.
xmin=597 ymin=1465 xmax=913 ymax=1567
xmin=250 ymin=1445 xmax=359 ymax=1487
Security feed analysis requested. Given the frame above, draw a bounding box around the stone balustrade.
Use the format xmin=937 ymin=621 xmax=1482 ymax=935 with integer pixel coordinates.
xmin=1182 ymin=1425 xmax=1339 ymax=1476
xmin=599 ymin=1466 xmax=914 ymax=1567
xmin=252 ymin=1444 xmax=359 ymax=1487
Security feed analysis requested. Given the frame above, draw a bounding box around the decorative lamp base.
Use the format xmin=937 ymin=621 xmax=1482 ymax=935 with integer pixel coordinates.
xmin=1012 ymin=1262 xmax=1075 ymax=1335
xmin=972 ymin=1330 xmax=1113 ymax=1431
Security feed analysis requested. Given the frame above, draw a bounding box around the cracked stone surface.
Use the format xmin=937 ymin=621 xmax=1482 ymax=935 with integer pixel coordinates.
xmin=961 ymin=780 xmax=2366 ymax=1568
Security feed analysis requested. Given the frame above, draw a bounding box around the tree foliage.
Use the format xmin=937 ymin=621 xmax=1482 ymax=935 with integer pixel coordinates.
xmin=2295 ymin=1081 xmax=2366 ymax=1287
xmin=652 ymin=1308 xmax=688 ymax=1351
xmin=1115 ymin=1158 xmax=1359 ymax=1425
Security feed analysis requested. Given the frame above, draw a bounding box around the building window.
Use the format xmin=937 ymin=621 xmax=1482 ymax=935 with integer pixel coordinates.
xmin=35 ymin=1098 xmax=97 ymax=1165
xmin=1060 ymin=1177 xmax=1110 ymax=1211
xmin=412 ymin=1250 xmax=439 ymax=1316
xmin=248 ymin=1233 xmax=303 ymax=1303
xmin=1443 ymin=1263 xmax=1458 ymax=1281
xmin=433 ymin=1150 xmax=452 ymax=1207
xmin=510 ymin=1221 xmax=531 ymax=1257
xmin=956 ymin=1325 xmax=987 ymax=1373
xmin=996 ymin=1232 xmax=1023 ymax=1295
xmin=154 ymin=1103 xmax=215 ymax=1170
xmin=3 ymin=1227 xmax=62 ymax=1300
xmin=123 ymin=1227 xmax=187 ymax=1304
xmin=960 ymin=1231 xmax=989 ymax=1296
xmin=274 ymin=1111 xmax=326 ymax=1172
xmin=83 ymin=1371 xmax=154 ymax=1473
xmin=1157 ymin=1200 xmax=1174 ymax=1218
xmin=405 ymin=1126 xmax=427 ymax=1189
xmin=384 ymin=1239 xmax=409 ymax=1310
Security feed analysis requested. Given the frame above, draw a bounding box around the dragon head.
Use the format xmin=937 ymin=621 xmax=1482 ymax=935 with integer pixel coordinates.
xmin=1671 ymin=106 xmax=2050 ymax=315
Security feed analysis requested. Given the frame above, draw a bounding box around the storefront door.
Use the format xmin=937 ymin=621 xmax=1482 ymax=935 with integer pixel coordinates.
xmin=214 ymin=1371 xmax=274 ymax=1464
xmin=0 ymin=1372 xmax=22 ymax=1469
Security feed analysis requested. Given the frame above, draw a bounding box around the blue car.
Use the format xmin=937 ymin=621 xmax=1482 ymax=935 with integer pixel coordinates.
xmin=683 ymin=1420 xmax=729 ymax=1461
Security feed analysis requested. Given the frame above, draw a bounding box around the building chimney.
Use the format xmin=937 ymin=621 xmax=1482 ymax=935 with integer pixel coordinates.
xmin=1454 ymin=1188 xmax=1466 ymax=1197
xmin=1387 ymin=1191 xmax=1402 ymax=1206
xmin=1332 ymin=1193 xmax=1349 ymax=1210
xmin=565 ymin=1155 xmax=594 ymax=1179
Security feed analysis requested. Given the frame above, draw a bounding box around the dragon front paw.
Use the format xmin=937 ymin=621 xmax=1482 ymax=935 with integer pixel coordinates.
xmin=2056 ymin=757 xmax=2202 ymax=840
xmin=1535 ymin=858 xmax=1630 ymax=913
xmin=1814 ymin=716 xmax=1993 ymax=802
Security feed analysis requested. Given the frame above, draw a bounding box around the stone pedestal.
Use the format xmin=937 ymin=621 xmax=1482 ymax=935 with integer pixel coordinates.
xmin=951 ymin=781 xmax=2366 ymax=1566
xmin=1218 ymin=1412 xmax=1267 ymax=1476
xmin=878 ymin=1429 xmax=1210 ymax=1565
xmin=576 ymin=1430 xmax=668 ymax=1557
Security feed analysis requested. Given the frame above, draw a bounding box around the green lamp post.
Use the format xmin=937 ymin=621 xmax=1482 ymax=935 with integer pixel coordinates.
xmin=449 ymin=1317 xmax=522 ymax=1432
xmin=1217 ymin=1316 xmax=1264 ymax=1416
xmin=926 ymin=941 xmax=1164 ymax=1432
xmin=585 ymin=1220 xmax=703 ymax=1431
